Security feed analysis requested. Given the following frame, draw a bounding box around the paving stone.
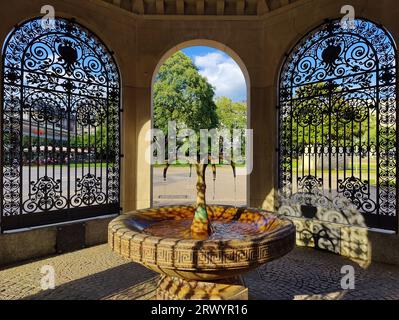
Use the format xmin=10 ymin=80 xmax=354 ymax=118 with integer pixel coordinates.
xmin=1 ymin=245 xmax=399 ymax=300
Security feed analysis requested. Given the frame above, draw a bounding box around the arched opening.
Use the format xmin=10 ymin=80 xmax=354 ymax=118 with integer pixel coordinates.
xmin=1 ymin=17 xmax=121 ymax=231
xmin=150 ymin=40 xmax=250 ymax=208
xmin=277 ymin=18 xmax=397 ymax=232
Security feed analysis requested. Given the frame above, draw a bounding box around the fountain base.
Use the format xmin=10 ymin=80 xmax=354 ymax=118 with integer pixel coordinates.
xmin=156 ymin=275 xmax=248 ymax=300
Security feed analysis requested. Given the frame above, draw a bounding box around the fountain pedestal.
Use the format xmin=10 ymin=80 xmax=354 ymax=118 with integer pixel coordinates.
xmin=157 ymin=275 xmax=248 ymax=300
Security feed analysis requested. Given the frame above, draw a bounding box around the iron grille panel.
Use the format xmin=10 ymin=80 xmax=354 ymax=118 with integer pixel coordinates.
xmin=1 ymin=18 xmax=121 ymax=231
xmin=278 ymin=18 xmax=397 ymax=232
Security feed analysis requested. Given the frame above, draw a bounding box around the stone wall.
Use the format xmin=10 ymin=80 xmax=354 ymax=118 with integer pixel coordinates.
xmin=0 ymin=0 xmax=398 ymax=266
xmin=0 ymin=216 xmax=115 ymax=267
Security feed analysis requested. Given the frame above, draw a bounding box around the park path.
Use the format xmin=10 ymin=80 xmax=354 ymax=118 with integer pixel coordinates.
xmin=153 ymin=166 xmax=247 ymax=207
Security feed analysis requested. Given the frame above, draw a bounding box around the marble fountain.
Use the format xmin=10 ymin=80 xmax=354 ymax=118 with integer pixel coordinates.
xmin=109 ymin=205 xmax=295 ymax=300
xmin=109 ymin=163 xmax=295 ymax=300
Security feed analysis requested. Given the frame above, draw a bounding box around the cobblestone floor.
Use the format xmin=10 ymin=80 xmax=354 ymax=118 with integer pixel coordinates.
xmin=1 ymin=244 xmax=399 ymax=300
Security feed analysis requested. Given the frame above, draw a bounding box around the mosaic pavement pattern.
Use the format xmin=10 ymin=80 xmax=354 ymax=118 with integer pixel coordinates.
xmin=1 ymin=245 xmax=399 ymax=300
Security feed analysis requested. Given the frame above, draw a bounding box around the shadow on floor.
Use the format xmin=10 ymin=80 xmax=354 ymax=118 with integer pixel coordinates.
xmin=21 ymin=246 xmax=399 ymax=300
xmin=24 ymin=263 xmax=158 ymax=300
xmin=244 ymin=247 xmax=399 ymax=300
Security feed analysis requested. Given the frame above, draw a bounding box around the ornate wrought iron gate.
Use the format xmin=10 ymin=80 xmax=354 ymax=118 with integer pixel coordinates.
xmin=278 ymin=18 xmax=398 ymax=232
xmin=1 ymin=18 xmax=121 ymax=231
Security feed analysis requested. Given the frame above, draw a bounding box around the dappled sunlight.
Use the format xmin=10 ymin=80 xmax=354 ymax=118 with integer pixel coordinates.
xmin=278 ymin=206 xmax=371 ymax=267
xmin=104 ymin=276 xmax=159 ymax=300
xmin=109 ymin=205 xmax=295 ymax=299
xmin=261 ymin=188 xmax=276 ymax=212
xmin=157 ymin=275 xmax=247 ymax=300
xmin=294 ymin=291 xmax=347 ymax=300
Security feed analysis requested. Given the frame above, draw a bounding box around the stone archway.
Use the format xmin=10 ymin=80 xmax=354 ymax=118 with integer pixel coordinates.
xmin=149 ymin=39 xmax=251 ymax=208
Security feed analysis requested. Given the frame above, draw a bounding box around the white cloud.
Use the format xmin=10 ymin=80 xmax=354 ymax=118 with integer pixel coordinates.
xmin=193 ymin=52 xmax=246 ymax=102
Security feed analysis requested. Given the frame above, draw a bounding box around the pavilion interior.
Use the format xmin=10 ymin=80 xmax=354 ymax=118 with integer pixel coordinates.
xmin=0 ymin=0 xmax=399 ymax=269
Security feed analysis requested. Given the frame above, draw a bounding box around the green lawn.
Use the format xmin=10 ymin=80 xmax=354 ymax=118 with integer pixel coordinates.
xmin=152 ymin=162 xmax=246 ymax=168
xmin=26 ymin=163 xmax=111 ymax=168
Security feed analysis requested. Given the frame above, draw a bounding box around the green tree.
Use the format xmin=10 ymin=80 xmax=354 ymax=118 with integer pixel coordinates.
xmin=215 ymin=96 xmax=247 ymax=165
xmin=215 ymin=96 xmax=247 ymax=130
xmin=289 ymin=83 xmax=379 ymax=152
xmin=75 ymin=123 xmax=116 ymax=161
xmin=153 ymin=52 xmax=218 ymax=133
xmin=153 ymin=51 xmax=219 ymax=238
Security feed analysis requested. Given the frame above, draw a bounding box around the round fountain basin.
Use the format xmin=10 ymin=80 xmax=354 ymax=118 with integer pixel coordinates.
xmin=109 ymin=206 xmax=295 ymax=281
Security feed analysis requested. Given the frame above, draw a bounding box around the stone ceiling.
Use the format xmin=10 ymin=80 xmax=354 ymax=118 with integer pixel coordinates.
xmin=101 ymin=0 xmax=299 ymax=16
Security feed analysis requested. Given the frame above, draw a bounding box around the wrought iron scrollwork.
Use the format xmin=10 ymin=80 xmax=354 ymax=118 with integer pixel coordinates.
xmin=75 ymin=99 xmax=106 ymax=127
xmin=337 ymin=176 xmax=376 ymax=213
xmin=23 ymin=176 xmax=67 ymax=212
xmin=278 ymin=18 xmax=397 ymax=231
xmin=298 ymin=175 xmax=323 ymax=194
xmin=71 ymin=174 xmax=106 ymax=207
xmin=1 ymin=17 xmax=121 ymax=230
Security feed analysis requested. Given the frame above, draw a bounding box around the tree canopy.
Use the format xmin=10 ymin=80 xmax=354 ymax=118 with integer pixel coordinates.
xmin=215 ymin=96 xmax=247 ymax=131
xmin=153 ymin=52 xmax=219 ymax=134
xmin=289 ymin=83 xmax=380 ymax=150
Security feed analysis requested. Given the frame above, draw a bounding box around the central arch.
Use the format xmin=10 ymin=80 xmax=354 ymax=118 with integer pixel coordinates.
xmin=150 ymin=39 xmax=251 ymax=207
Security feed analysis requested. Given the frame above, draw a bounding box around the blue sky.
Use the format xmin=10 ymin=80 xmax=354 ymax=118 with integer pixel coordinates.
xmin=181 ymin=46 xmax=247 ymax=102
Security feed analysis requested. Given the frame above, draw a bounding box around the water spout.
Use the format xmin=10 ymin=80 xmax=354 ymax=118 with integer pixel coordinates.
xmin=163 ymin=163 xmax=170 ymax=181
xmin=231 ymin=162 xmax=237 ymax=207
xmin=212 ymin=164 xmax=216 ymax=200
xmin=212 ymin=179 xmax=216 ymax=200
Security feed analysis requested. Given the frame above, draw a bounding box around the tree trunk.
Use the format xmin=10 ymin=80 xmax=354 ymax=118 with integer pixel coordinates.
xmin=190 ymin=163 xmax=212 ymax=238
